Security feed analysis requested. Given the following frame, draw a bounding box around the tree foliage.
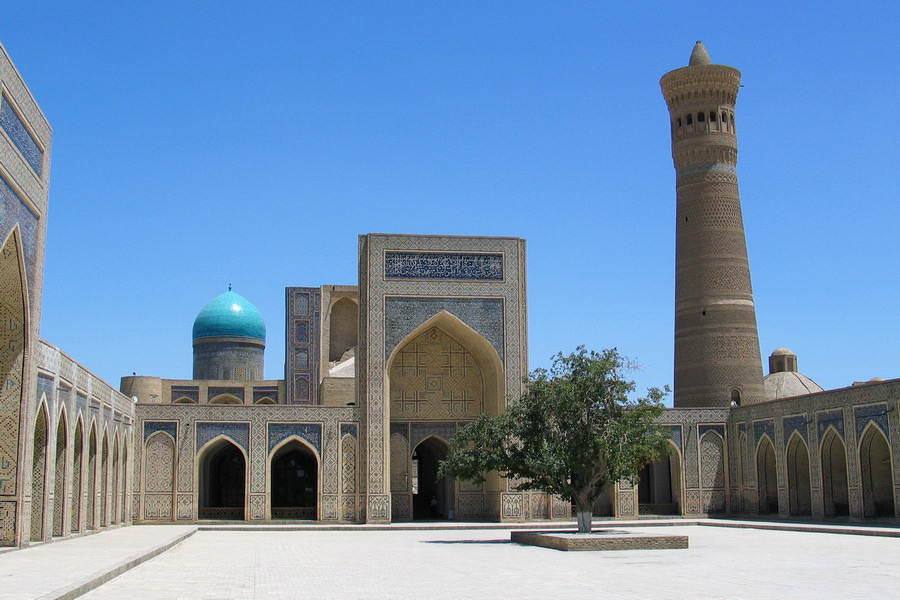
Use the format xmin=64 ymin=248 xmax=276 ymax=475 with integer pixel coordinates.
xmin=438 ymin=347 xmax=670 ymax=533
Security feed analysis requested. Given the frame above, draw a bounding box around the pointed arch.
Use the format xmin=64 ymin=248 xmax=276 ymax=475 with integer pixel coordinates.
xmin=756 ymin=435 xmax=778 ymax=515
xmin=86 ymin=421 xmax=98 ymax=529
xmin=30 ymin=399 xmax=49 ymax=541
xmin=121 ymin=433 xmax=130 ymax=523
xmin=820 ymin=427 xmax=849 ymax=517
xmin=386 ymin=310 xmax=504 ymax=420
xmin=51 ymin=406 xmax=68 ymax=536
xmin=209 ymin=393 xmax=242 ymax=405
xmin=143 ymin=431 xmax=175 ymax=520
xmin=70 ymin=416 xmax=84 ymax=533
xmin=0 ymin=227 xmax=29 ymax=545
xmin=328 ymin=297 xmax=359 ymax=362
xmin=859 ymin=423 xmax=894 ymax=518
xmin=269 ymin=436 xmax=320 ymax=520
xmin=638 ymin=440 xmax=684 ymax=515
xmin=786 ymin=432 xmax=811 ymax=516
xmin=172 ymin=396 xmax=195 ymax=404
xmin=110 ymin=430 xmax=120 ymax=524
xmin=100 ymin=428 xmax=110 ymax=527
xmin=196 ymin=436 xmax=247 ymax=520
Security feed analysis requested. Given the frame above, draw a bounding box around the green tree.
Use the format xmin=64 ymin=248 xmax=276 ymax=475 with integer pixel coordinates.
xmin=438 ymin=347 xmax=670 ymax=533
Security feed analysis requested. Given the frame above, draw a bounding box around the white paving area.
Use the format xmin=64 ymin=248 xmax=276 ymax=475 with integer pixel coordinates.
xmin=0 ymin=525 xmax=195 ymax=600
xmin=78 ymin=525 xmax=898 ymax=599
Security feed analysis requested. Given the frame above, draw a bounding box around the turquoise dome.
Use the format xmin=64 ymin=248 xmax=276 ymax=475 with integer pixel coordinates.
xmin=192 ymin=291 xmax=266 ymax=342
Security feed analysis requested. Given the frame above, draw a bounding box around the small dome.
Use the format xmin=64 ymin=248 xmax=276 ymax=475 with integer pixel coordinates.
xmin=689 ymin=41 xmax=711 ymax=66
xmin=771 ymin=347 xmax=794 ymax=356
xmin=764 ymin=371 xmax=824 ymax=401
xmin=192 ymin=291 xmax=266 ymax=342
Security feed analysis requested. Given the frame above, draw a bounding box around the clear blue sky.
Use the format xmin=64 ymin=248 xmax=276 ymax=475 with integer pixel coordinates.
xmin=3 ymin=2 xmax=899 ymax=403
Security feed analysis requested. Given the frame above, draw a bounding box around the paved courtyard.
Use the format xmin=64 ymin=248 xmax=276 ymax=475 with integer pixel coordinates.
xmin=65 ymin=524 xmax=897 ymax=599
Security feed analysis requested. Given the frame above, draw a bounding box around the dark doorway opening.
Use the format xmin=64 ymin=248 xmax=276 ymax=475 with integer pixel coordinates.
xmin=271 ymin=441 xmax=318 ymax=520
xmin=412 ymin=437 xmax=453 ymax=520
xmin=199 ymin=440 xmax=245 ymax=520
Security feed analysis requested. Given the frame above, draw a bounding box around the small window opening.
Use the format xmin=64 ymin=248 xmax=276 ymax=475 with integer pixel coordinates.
xmin=697 ymin=112 xmax=705 ymax=122
xmin=730 ymin=389 xmax=742 ymax=406
xmin=686 ymin=114 xmax=693 ymax=125
xmin=721 ymin=112 xmax=728 ymax=123
xmin=676 ymin=117 xmax=682 ymax=127
xmin=710 ymin=111 xmax=717 ymax=122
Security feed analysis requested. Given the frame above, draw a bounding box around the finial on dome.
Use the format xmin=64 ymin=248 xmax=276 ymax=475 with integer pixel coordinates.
xmin=228 ymin=283 xmax=232 ymax=291
xmin=689 ymin=40 xmax=711 ymax=66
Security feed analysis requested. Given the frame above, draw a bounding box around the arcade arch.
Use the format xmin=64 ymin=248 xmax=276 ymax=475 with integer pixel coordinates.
xmin=638 ymin=442 xmax=682 ymax=515
xmin=786 ymin=433 xmax=811 ymax=516
xmin=269 ymin=438 xmax=319 ymax=520
xmin=756 ymin=435 xmax=778 ymax=515
xmin=859 ymin=424 xmax=894 ymax=518
xmin=198 ymin=438 xmax=246 ymax=520
xmin=820 ymin=428 xmax=849 ymax=517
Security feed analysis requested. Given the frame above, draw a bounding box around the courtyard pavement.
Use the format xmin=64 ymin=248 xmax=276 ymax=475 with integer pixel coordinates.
xmin=2 ymin=521 xmax=898 ymax=599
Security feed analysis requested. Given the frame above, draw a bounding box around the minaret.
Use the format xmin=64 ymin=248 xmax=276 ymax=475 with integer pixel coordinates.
xmin=660 ymin=42 xmax=765 ymax=407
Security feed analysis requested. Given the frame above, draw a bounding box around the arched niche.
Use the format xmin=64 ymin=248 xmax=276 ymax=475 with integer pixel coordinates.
xmin=756 ymin=435 xmax=778 ymax=515
xmin=820 ymin=428 xmax=849 ymax=517
xmin=100 ymin=430 xmax=110 ymax=527
xmin=638 ymin=441 xmax=683 ymax=515
xmin=328 ymin=297 xmax=359 ymax=362
xmin=411 ymin=436 xmax=453 ymax=520
xmin=859 ymin=424 xmax=894 ymax=518
xmin=30 ymin=401 xmax=49 ymax=541
xmin=786 ymin=433 xmax=811 ymax=516
xmin=86 ymin=422 xmax=98 ymax=529
xmin=209 ymin=394 xmax=242 ymax=405
xmin=71 ymin=418 xmax=84 ymax=533
xmin=197 ymin=437 xmax=247 ymax=520
xmin=269 ymin=437 xmax=320 ymax=520
xmin=52 ymin=407 xmax=68 ymax=536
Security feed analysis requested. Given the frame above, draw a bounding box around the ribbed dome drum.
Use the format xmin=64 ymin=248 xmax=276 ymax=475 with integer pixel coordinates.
xmin=192 ymin=290 xmax=266 ymax=381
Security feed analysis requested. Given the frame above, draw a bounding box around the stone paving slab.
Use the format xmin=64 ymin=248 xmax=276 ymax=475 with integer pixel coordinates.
xmin=0 ymin=525 xmax=196 ymax=600
xmin=73 ymin=524 xmax=900 ymax=599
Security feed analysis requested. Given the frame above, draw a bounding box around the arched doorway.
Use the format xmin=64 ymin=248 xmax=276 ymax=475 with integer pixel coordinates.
xmin=270 ymin=440 xmax=318 ymax=520
xmin=786 ymin=434 xmax=811 ymax=516
xmin=100 ymin=432 xmax=109 ymax=527
xmin=638 ymin=443 xmax=681 ymax=515
xmin=860 ymin=425 xmax=894 ymax=518
xmin=52 ymin=412 xmax=67 ymax=536
xmin=757 ymin=436 xmax=778 ymax=515
xmin=30 ymin=404 xmax=48 ymax=541
xmin=412 ymin=437 xmax=453 ymax=520
xmin=199 ymin=439 xmax=246 ymax=520
xmin=110 ymin=434 xmax=119 ymax=525
xmin=821 ymin=429 xmax=849 ymax=517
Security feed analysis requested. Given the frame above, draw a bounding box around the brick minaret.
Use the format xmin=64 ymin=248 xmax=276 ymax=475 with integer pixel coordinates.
xmin=660 ymin=42 xmax=765 ymax=407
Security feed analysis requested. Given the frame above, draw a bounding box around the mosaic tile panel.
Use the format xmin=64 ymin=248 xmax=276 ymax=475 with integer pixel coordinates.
xmin=170 ymin=387 xmax=199 ymax=403
xmin=782 ymin=415 xmax=809 ymax=445
xmin=854 ymin=404 xmax=890 ymax=440
xmin=143 ymin=421 xmax=177 ymax=441
xmin=208 ymin=387 xmax=244 ymax=403
xmin=196 ymin=422 xmax=250 ymax=453
xmin=0 ymin=232 xmax=25 ymax=516
xmin=0 ymin=96 xmax=42 ymax=175
xmin=384 ymin=297 xmax=504 ymax=360
xmin=285 ymin=288 xmax=320 ymax=404
xmin=385 ymin=252 xmax=503 ymax=281
xmin=817 ymin=409 xmax=845 ymax=441
xmin=666 ymin=425 xmax=683 ymax=450
xmin=753 ymin=420 xmax=775 ymax=445
xmin=340 ymin=424 xmax=357 ymax=437
xmin=252 ymin=387 xmax=279 ymax=404
xmin=267 ymin=423 xmax=322 ymax=454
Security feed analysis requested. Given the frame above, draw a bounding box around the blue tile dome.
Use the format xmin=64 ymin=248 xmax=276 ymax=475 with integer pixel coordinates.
xmin=192 ymin=291 xmax=266 ymax=343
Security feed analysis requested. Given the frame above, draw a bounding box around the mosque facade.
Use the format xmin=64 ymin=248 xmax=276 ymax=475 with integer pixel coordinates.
xmin=0 ymin=40 xmax=898 ymax=547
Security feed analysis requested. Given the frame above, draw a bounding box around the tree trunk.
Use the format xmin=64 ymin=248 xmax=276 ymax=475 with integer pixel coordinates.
xmin=574 ymin=492 xmax=593 ymax=534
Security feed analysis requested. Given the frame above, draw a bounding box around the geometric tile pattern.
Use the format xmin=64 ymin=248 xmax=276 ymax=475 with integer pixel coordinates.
xmin=390 ymin=327 xmax=483 ymax=421
xmin=285 ymin=288 xmax=320 ymax=404
xmin=1 ymin=95 xmax=43 ymax=175
xmin=385 ymin=297 xmax=504 ymax=360
xmin=196 ymin=422 xmax=250 ymax=453
xmin=267 ymin=423 xmax=321 ymax=454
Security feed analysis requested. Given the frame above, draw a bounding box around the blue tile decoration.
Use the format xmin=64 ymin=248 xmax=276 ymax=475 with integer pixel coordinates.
xmin=782 ymin=415 xmax=809 ymax=444
xmin=817 ymin=409 xmax=844 ymax=441
xmin=268 ymin=422 xmax=322 ymax=454
xmin=698 ymin=424 xmax=725 ymax=439
xmin=340 ymin=423 xmax=357 ymax=438
xmin=410 ymin=422 xmax=457 ymax=449
xmin=677 ymin=163 xmax=736 ymax=177
xmin=252 ymin=386 xmax=279 ymax=404
xmin=854 ymin=404 xmax=890 ymax=440
xmin=666 ymin=425 xmax=682 ymax=450
xmin=35 ymin=373 xmax=53 ymax=401
xmin=170 ymin=386 xmax=199 ymax=403
xmin=390 ymin=422 xmax=408 ymax=439
xmin=196 ymin=422 xmax=249 ymax=452
xmin=385 ymin=251 xmax=503 ymax=280
xmin=285 ymin=288 xmax=320 ymax=404
xmin=208 ymin=387 xmax=244 ymax=402
xmin=1 ymin=96 xmax=42 ymax=175
xmin=385 ymin=297 xmax=504 ymax=359
xmin=144 ymin=421 xmax=177 ymax=441
xmin=753 ymin=419 xmax=775 ymax=445
xmin=0 ymin=172 xmax=39 ymax=309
